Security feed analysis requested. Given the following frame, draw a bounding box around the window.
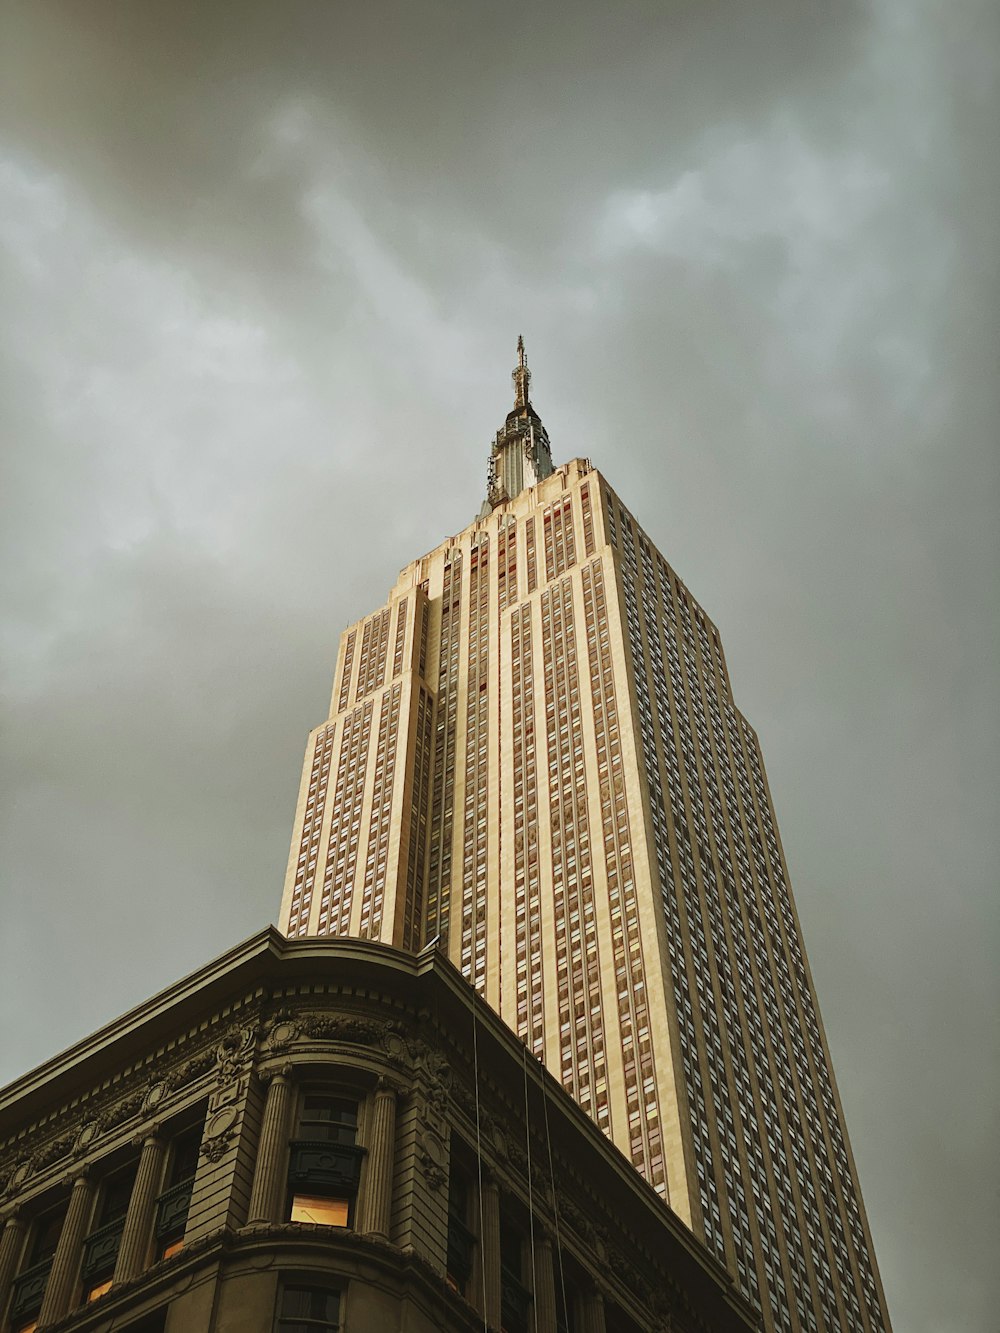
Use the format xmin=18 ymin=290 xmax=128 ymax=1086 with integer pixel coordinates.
xmin=446 ymin=1161 xmax=475 ymax=1295
xmin=81 ymin=1161 xmax=137 ymax=1297
xmin=155 ymin=1120 xmax=203 ymax=1260
xmin=288 ymin=1093 xmax=363 ymax=1228
xmin=9 ymin=1206 xmax=64 ymax=1325
xmin=298 ymin=1096 xmax=357 ymax=1147
xmin=28 ymin=1207 xmax=63 ymax=1266
xmin=275 ymin=1283 xmax=341 ymax=1332
xmin=500 ymin=1210 xmax=531 ymax=1333
xmin=289 ymin=1195 xmax=350 ymax=1227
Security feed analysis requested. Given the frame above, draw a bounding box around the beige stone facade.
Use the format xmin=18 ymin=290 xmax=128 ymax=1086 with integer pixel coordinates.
xmin=0 ymin=931 xmax=755 ymax=1333
xmin=278 ymin=360 xmax=893 ymax=1333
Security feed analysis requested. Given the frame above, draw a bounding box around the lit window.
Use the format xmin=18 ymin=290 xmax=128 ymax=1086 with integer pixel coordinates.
xmin=289 ymin=1195 xmax=350 ymax=1227
xmin=288 ymin=1093 xmax=362 ymax=1228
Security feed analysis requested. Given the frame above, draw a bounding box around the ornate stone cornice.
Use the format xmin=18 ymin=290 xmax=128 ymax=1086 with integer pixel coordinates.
xmin=0 ymin=1013 xmax=260 ymax=1202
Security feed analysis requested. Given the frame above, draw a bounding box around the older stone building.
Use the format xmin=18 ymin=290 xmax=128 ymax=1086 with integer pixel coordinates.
xmin=0 ymin=930 xmax=756 ymax=1333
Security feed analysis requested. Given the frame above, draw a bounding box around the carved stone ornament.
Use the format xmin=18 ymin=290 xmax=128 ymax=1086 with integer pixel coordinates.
xmin=200 ymin=1136 xmax=231 ymax=1164
xmin=0 ymin=1160 xmax=32 ymax=1201
xmin=142 ymin=1081 xmax=168 ymax=1114
xmin=34 ymin=1133 xmax=75 ymax=1171
xmin=268 ymin=1021 xmax=300 ymax=1052
xmin=164 ymin=1049 xmax=217 ymax=1092
xmin=72 ymin=1121 xmax=100 ymax=1158
xmin=214 ymin=1024 xmax=258 ymax=1083
xmin=199 ymin=1105 xmax=239 ymax=1162
xmin=0 ymin=1014 xmax=252 ymax=1193
xmin=382 ymin=1031 xmax=411 ymax=1065
xmin=607 ymin=1243 xmax=650 ymax=1304
xmin=412 ymin=1041 xmax=451 ymax=1085
xmin=131 ymin=1123 xmax=162 ymax=1150
xmin=559 ymin=1193 xmax=597 ymax=1246
xmin=259 ymin=1063 xmax=294 ymax=1086
xmin=417 ymin=1128 xmax=447 ymax=1192
xmin=95 ymin=1090 xmax=145 ymax=1134
xmin=297 ymin=1013 xmax=400 ymax=1047
xmin=261 ymin=1008 xmax=300 ymax=1053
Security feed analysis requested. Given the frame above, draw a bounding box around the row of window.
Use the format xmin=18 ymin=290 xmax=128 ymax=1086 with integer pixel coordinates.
xmin=612 ymin=489 xmax=886 ymax=1332
xmin=8 ymin=1118 xmax=201 ymax=1331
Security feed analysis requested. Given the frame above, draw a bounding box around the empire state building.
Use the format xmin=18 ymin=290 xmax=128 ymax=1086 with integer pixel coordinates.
xmin=279 ymin=341 xmax=892 ymax=1333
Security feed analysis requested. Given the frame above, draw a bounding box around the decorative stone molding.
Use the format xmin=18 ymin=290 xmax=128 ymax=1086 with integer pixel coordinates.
xmin=297 ymin=1012 xmax=402 ymax=1046
xmin=0 ymin=1159 xmax=33 ymax=1202
xmin=130 ymin=1124 xmax=163 ymax=1150
xmin=258 ymin=1062 xmax=295 ymax=1086
xmin=555 ymin=1192 xmax=597 ymax=1247
xmin=163 ymin=1048 xmax=217 ymax=1091
xmin=141 ymin=1081 xmax=168 ymax=1115
xmin=260 ymin=1009 xmax=300 ymax=1053
xmin=417 ymin=1127 xmax=447 ymax=1192
xmin=0 ymin=1011 xmax=259 ymax=1196
xmin=383 ymin=1030 xmax=413 ymax=1067
xmin=32 ymin=1133 xmax=75 ymax=1172
xmin=198 ymin=1105 xmax=240 ymax=1162
xmin=214 ymin=1024 xmax=258 ymax=1084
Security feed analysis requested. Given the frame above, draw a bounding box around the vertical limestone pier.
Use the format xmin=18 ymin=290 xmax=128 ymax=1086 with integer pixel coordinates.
xmin=479 ymin=1175 xmax=501 ymax=1329
xmin=37 ymin=1171 xmax=95 ymax=1327
xmin=113 ymin=1131 xmax=167 ymax=1284
xmin=360 ymin=1079 xmax=397 ymax=1239
xmin=246 ymin=1068 xmax=294 ymax=1224
xmin=576 ymin=1290 xmax=607 ymax=1333
xmin=533 ymin=1234 xmax=558 ymax=1333
xmin=0 ymin=1211 xmax=27 ymax=1316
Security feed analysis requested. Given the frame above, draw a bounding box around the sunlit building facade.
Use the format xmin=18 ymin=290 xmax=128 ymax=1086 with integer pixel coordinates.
xmin=279 ymin=343 xmax=893 ymax=1333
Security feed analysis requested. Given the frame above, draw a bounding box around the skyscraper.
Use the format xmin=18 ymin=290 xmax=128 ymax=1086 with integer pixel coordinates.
xmin=279 ymin=342 xmax=892 ymax=1333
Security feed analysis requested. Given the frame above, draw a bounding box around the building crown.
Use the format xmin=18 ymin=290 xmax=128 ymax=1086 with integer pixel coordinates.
xmin=483 ymin=336 xmax=554 ymax=514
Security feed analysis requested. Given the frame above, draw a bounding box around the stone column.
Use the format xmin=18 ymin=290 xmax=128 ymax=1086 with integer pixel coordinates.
xmin=480 ymin=1176 xmax=501 ymax=1330
xmin=37 ymin=1171 xmax=96 ymax=1328
xmin=246 ymin=1068 xmax=294 ymax=1224
xmin=113 ymin=1130 xmax=167 ymax=1285
xmin=576 ymin=1290 xmax=607 ymax=1333
xmin=0 ymin=1210 xmax=27 ymax=1318
xmin=359 ymin=1079 xmax=397 ymax=1240
xmin=532 ymin=1234 xmax=558 ymax=1333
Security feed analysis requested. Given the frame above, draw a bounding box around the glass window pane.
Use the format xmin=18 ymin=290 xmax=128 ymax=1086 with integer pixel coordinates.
xmin=278 ymin=1284 xmax=340 ymax=1332
xmin=289 ymin=1195 xmax=350 ymax=1227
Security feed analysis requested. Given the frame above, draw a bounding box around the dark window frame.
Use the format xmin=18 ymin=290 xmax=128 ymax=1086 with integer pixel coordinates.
xmin=275 ymin=1280 xmax=342 ymax=1332
xmin=287 ymin=1088 xmax=365 ymax=1230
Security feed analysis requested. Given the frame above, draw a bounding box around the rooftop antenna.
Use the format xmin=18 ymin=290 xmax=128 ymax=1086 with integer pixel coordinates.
xmin=512 ymin=334 xmax=531 ymax=410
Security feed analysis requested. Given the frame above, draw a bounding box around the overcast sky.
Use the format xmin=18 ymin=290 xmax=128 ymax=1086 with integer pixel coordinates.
xmin=1 ymin=3 xmax=997 ymax=1330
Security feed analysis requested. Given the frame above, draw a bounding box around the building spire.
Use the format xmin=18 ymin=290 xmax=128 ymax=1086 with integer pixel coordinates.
xmin=512 ymin=334 xmax=531 ymax=409
xmin=482 ymin=337 xmax=553 ymax=515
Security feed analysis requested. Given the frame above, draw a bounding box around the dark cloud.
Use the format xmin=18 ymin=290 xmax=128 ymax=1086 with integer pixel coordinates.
xmin=2 ymin=3 xmax=997 ymax=1331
